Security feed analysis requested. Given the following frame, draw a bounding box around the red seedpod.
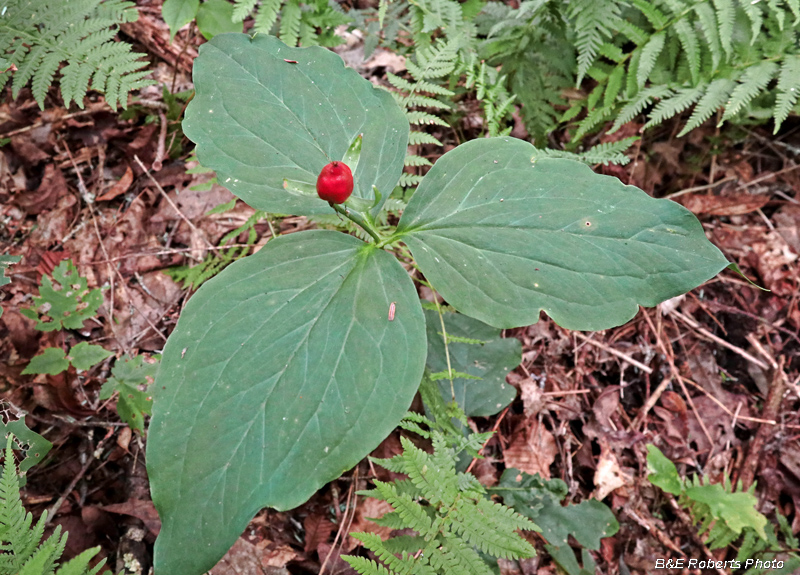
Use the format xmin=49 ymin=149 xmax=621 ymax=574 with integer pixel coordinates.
xmin=316 ymin=161 xmax=354 ymax=204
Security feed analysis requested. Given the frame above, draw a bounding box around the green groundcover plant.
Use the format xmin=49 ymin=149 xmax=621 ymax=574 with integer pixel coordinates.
xmin=145 ymin=32 xmax=738 ymax=575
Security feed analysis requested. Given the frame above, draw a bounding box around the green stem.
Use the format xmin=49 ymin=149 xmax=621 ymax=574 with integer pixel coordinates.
xmin=329 ymin=202 xmax=383 ymax=244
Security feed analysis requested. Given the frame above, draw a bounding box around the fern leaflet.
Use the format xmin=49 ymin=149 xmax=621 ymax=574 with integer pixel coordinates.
xmin=0 ymin=0 xmax=152 ymax=109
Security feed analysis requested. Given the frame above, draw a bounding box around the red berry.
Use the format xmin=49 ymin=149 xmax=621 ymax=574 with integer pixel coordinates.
xmin=316 ymin=161 xmax=354 ymax=204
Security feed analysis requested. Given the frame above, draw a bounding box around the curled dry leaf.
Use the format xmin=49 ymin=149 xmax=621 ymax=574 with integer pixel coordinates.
xmin=592 ymin=440 xmax=633 ymax=501
xmin=503 ymin=419 xmax=557 ymax=479
xmin=97 ymin=165 xmax=134 ymax=201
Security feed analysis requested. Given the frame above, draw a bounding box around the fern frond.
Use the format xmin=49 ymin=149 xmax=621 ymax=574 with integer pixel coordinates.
xmin=693 ymin=2 xmax=722 ymax=70
xmin=645 ymin=85 xmax=705 ymax=127
xmin=773 ymin=55 xmax=800 ymax=132
xmin=404 ymin=154 xmax=433 ymax=167
xmin=629 ymin=0 xmax=668 ymax=28
xmin=253 ymin=0 xmax=282 ymax=33
xmin=569 ymin=0 xmax=623 ymax=83
xmin=737 ymin=0 xmax=763 ymax=42
xmin=672 ymin=18 xmax=700 ymax=84
xmin=1 ymin=435 xmax=104 ymax=575
xmin=539 ymin=137 xmax=638 ymax=166
xmin=438 ymin=535 xmax=494 ymax=575
xmin=406 ymin=111 xmax=450 ymax=126
xmin=712 ymin=0 xmax=735 ymax=58
xmin=1 ymin=0 xmax=151 ymax=109
xmin=408 ymin=131 xmax=443 ymax=146
xmin=637 ymin=32 xmax=666 ymax=88
xmin=721 ymin=61 xmax=778 ymax=122
xmin=679 ymin=78 xmax=736 ymax=136
xmin=279 ymin=0 xmax=302 ymax=46
xmin=233 ymin=0 xmax=259 ymax=22
xmin=342 ymin=555 xmax=395 ymax=575
xmin=610 ymin=85 xmax=672 ymax=132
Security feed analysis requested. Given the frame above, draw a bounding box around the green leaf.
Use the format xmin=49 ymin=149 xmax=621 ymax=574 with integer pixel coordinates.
xmin=646 ymin=444 xmax=683 ymax=495
xmin=25 ymin=259 xmax=103 ymax=332
xmin=0 ymin=419 xmax=52 ymax=476
xmin=545 ymin=544 xmax=596 ymax=575
xmin=494 ymin=469 xmax=618 ymax=550
xmin=686 ymin=484 xmax=768 ymax=540
xmin=396 ymin=138 xmax=731 ymax=331
xmin=99 ymin=354 xmax=159 ymax=433
xmin=0 ymin=254 xmax=20 ymax=287
xmin=162 ymin=0 xmax=200 ymax=39
xmin=423 ymin=308 xmax=519 ymax=416
xmin=68 ymin=342 xmax=114 ymax=371
xmin=147 ymin=230 xmax=426 ymax=575
xmin=637 ymin=32 xmax=665 ymax=88
xmin=196 ymin=0 xmax=243 ymax=40
xmin=183 ymin=33 xmax=408 ymax=217
xmin=206 ymin=198 xmax=237 ymax=215
xmin=22 ymin=347 xmax=69 ymax=375
xmin=0 ymin=255 xmax=21 ymax=320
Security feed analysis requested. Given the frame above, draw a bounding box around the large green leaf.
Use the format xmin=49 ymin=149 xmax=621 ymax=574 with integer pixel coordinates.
xmin=494 ymin=468 xmax=619 ymax=549
xmin=423 ymin=307 xmax=519 ymax=416
xmin=183 ymin=33 xmax=408 ymax=216
xmin=396 ymin=138 xmax=731 ymax=330
xmin=147 ymin=231 xmax=426 ymax=575
xmin=162 ymin=0 xmax=200 ymax=38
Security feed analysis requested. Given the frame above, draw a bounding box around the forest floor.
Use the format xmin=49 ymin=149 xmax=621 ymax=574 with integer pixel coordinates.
xmin=1 ymin=2 xmax=800 ymax=575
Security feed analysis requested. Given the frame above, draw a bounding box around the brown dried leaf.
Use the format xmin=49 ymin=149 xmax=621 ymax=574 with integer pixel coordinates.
xmin=13 ymin=163 xmax=68 ymax=215
xmin=503 ymin=419 xmax=557 ymax=479
xmin=303 ymin=513 xmax=335 ymax=553
xmin=262 ymin=545 xmax=296 ymax=568
xmin=346 ymin=498 xmax=394 ymax=550
xmin=97 ymin=165 xmax=134 ymax=201
xmin=592 ymin=440 xmax=632 ymax=500
xmin=678 ymin=192 xmax=770 ymax=216
xmin=209 ymin=538 xmax=276 ymax=575
xmin=102 ymin=499 xmax=161 ymax=536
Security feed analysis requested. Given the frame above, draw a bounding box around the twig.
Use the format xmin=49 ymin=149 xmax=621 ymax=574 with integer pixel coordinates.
xmin=133 ymin=155 xmax=212 ymax=249
xmin=670 ymin=310 xmax=770 ymax=371
xmin=681 ymin=378 xmax=776 ymax=425
xmin=572 ymin=331 xmax=653 ymax=374
xmin=152 ymin=111 xmax=168 ymax=171
xmin=319 ymin=467 xmax=359 ymax=575
xmin=0 ymin=104 xmax=106 ymax=140
xmin=664 ymin=176 xmax=737 ymax=199
xmin=738 ymin=357 xmax=788 ymax=490
xmin=465 ymin=406 xmax=510 ymax=474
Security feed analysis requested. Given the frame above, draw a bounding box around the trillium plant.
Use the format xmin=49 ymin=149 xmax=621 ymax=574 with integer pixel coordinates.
xmin=146 ymin=33 xmax=737 ymax=575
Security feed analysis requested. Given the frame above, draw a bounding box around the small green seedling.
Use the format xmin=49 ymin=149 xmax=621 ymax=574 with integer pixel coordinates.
xmin=21 ymin=260 xmax=103 ymax=332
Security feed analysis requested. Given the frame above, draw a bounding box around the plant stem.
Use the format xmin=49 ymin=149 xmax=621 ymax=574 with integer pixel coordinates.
xmin=329 ymin=202 xmax=383 ymax=244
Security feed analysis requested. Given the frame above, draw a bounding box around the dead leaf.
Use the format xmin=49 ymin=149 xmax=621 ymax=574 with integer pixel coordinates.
xmin=592 ymin=440 xmax=632 ymax=500
xmin=261 ymin=545 xmax=296 ymax=568
xmin=345 ymin=498 xmax=394 ymax=551
xmin=303 ymin=513 xmax=335 ymax=553
xmin=102 ymin=499 xmax=161 ymax=536
xmin=210 ymin=538 xmax=284 ymax=575
xmin=97 ymin=165 xmax=134 ymax=201
xmin=519 ymin=377 xmax=545 ymax=416
xmin=774 ymin=204 xmax=800 ymax=254
xmin=748 ymin=230 xmax=798 ymax=296
xmin=503 ymin=419 xmax=557 ymax=479
xmin=28 ymin=193 xmax=77 ymax=249
xmin=678 ymin=191 xmax=770 ymax=216
xmin=11 ymin=133 xmax=50 ymax=164
xmin=13 ymin=163 xmax=68 ymax=215
xmin=363 ymin=49 xmax=407 ymax=73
